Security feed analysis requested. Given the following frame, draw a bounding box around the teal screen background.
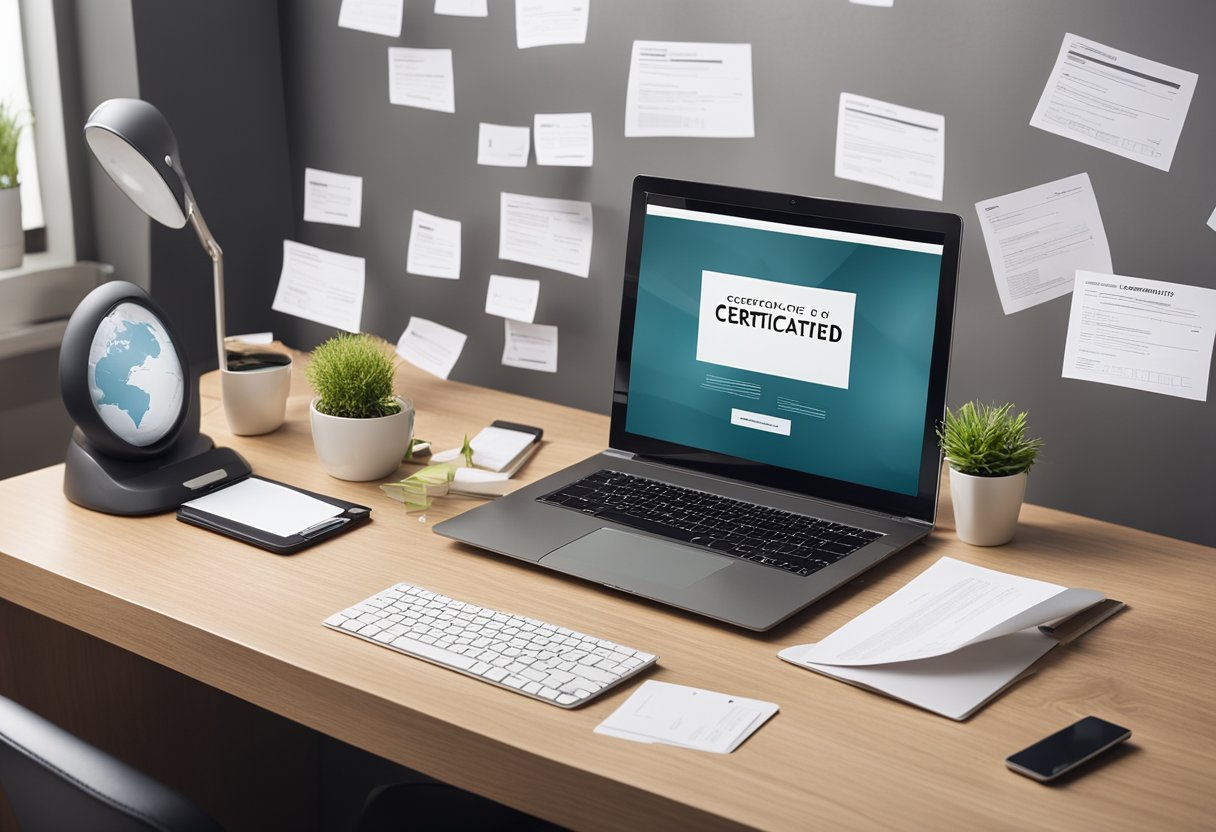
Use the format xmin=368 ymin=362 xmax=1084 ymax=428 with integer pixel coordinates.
xmin=625 ymin=212 xmax=942 ymax=496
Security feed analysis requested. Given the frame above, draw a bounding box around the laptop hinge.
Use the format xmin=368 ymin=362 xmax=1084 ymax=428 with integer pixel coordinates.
xmin=602 ymin=448 xmax=636 ymax=460
xmin=903 ymin=517 xmax=933 ymax=528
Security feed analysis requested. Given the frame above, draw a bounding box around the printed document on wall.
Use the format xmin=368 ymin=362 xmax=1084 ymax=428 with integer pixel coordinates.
xmin=396 ymin=317 xmax=467 ymax=380
xmin=502 ymin=320 xmax=558 ymax=372
xmin=303 ymin=168 xmax=363 ymax=228
xmin=1207 ymin=205 xmax=1216 ymax=232
xmin=485 ymin=275 xmax=540 ymax=323
xmin=836 ymin=93 xmax=944 ymax=201
xmin=975 ymin=173 xmax=1111 ymax=315
xmin=1063 ymin=271 xmax=1216 ymax=401
xmin=499 ymin=192 xmax=593 ymax=278
xmin=407 ymin=210 xmax=462 ymax=279
xmin=534 ymin=112 xmax=593 ymax=166
xmin=1030 ymin=34 xmax=1197 ymax=172
xmin=272 ymin=241 xmax=364 ymax=333
xmin=338 ymin=0 xmax=403 ymax=37
xmin=388 ymin=47 xmax=455 ymax=113
xmin=434 ymin=0 xmax=486 ymax=16
xmin=515 ymin=0 xmax=588 ymax=49
xmin=478 ymin=123 xmax=531 ymax=167
xmin=625 ymin=41 xmax=754 ymax=138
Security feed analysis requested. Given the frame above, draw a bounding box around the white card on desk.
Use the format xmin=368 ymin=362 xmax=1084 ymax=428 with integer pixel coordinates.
xmin=470 ymin=426 xmax=536 ymax=472
xmin=595 ymin=680 xmax=777 ymax=754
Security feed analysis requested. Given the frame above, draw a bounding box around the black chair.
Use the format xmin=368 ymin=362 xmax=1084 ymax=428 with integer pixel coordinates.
xmin=0 ymin=693 xmax=223 ymax=832
xmin=0 ymin=694 xmax=561 ymax=832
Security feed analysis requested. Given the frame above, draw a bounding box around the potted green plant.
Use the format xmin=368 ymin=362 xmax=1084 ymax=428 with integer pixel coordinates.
xmin=306 ymin=333 xmax=414 ymax=481
xmin=0 ymin=101 xmax=24 ymax=269
xmin=937 ymin=401 xmax=1044 ymax=546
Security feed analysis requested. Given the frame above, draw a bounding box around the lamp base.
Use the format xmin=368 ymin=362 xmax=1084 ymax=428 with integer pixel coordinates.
xmin=63 ymin=428 xmax=251 ymax=515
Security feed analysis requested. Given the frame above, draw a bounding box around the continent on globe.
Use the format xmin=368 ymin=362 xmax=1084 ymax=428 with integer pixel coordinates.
xmin=94 ymin=320 xmax=161 ymax=428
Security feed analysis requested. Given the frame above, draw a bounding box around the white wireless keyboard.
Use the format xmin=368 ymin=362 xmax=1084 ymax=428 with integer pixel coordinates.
xmin=324 ymin=583 xmax=658 ymax=708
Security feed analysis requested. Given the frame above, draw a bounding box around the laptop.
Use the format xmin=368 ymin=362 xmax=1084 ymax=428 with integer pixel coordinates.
xmin=435 ymin=176 xmax=961 ymax=631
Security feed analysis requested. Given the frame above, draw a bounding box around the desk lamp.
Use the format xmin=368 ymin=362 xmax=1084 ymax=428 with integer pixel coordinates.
xmin=83 ymin=98 xmax=290 ymax=430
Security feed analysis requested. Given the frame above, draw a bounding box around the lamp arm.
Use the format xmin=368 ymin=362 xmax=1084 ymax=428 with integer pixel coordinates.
xmin=185 ymin=195 xmax=227 ymax=372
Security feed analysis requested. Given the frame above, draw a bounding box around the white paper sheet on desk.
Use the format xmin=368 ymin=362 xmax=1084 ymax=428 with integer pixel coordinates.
xmin=478 ymin=123 xmax=531 ymax=167
xmin=338 ymin=0 xmax=403 ymax=37
xmin=407 ymin=210 xmax=462 ymax=279
xmin=836 ymin=92 xmax=944 ymax=201
xmin=485 ymin=275 xmax=540 ymax=323
xmin=272 ymin=241 xmax=365 ymax=333
xmin=625 ymin=41 xmax=754 ymax=138
xmin=499 ymin=192 xmax=593 ymax=278
xmin=534 ymin=112 xmax=593 ymax=166
xmin=975 ymin=173 xmax=1110 ymax=315
xmin=595 ymin=681 xmax=778 ymax=754
xmin=1062 ymin=271 xmax=1216 ymax=401
xmin=396 ymin=317 xmax=467 ymax=379
xmin=1030 ymin=33 xmax=1197 ymax=172
xmin=388 ymin=47 xmax=455 ymax=113
xmin=786 ymin=557 xmax=1103 ymax=667
xmin=303 ymin=168 xmax=363 ymax=228
xmin=515 ymin=0 xmax=588 ymax=49
xmin=435 ymin=0 xmax=486 ymax=16
xmin=182 ymin=478 xmax=342 ymax=539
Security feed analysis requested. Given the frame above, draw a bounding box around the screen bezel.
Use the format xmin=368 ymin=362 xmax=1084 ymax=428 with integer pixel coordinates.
xmin=609 ymin=176 xmax=962 ymax=524
xmin=59 ymin=280 xmax=193 ymax=460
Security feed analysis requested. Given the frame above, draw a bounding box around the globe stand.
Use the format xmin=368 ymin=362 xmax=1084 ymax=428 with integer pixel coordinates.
xmin=59 ymin=280 xmax=252 ymax=516
xmin=63 ymin=429 xmax=249 ymax=516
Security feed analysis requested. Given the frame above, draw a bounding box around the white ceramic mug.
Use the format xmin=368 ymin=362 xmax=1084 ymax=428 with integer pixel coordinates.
xmin=220 ymin=361 xmax=292 ymax=436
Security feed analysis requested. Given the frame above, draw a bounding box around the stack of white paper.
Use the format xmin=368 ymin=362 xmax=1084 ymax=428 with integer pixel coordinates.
xmin=780 ymin=558 xmax=1107 ymax=720
xmin=595 ymin=681 xmax=777 ymax=754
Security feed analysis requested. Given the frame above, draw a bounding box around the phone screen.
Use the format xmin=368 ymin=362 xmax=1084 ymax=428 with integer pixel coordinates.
xmin=1006 ymin=716 xmax=1131 ymax=781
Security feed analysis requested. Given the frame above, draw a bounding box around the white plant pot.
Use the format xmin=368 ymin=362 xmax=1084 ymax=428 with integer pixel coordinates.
xmin=0 ymin=188 xmax=23 ymax=270
xmin=309 ymin=396 xmax=414 ymax=481
xmin=949 ymin=468 xmax=1028 ymax=546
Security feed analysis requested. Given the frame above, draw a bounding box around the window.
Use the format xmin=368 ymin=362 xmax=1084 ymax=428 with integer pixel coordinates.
xmin=0 ymin=0 xmax=45 ymax=234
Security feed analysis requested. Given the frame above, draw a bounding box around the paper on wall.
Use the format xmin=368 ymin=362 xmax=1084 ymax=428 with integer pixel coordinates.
xmin=502 ymin=319 xmax=558 ymax=372
xmin=338 ymin=0 xmax=403 ymax=37
xmin=1207 ymin=206 xmax=1216 ymax=232
xmin=534 ymin=112 xmax=593 ymax=166
xmin=478 ymin=123 xmax=531 ymax=167
xmin=303 ymin=167 xmax=363 ymax=228
xmin=406 ymin=210 xmax=462 ymax=279
xmin=1062 ymin=271 xmax=1216 ymax=401
xmin=434 ymin=0 xmax=487 ymax=16
xmin=485 ymin=274 xmax=540 ymax=323
xmin=272 ymin=241 xmax=364 ymax=333
xmin=625 ymin=41 xmax=754 ymax=138
xmin=836 ymin=92 xmax=944 ymax=201
xmin=515 ymin=0 xmax=589 ymax=49
xmin=1030 ymin=33 xmax=1198 ymax=172
xmin=388 ymin=47 xmax=455 ymax=113
xmin=396 ymin=317 xmax=467 ymax=380
xmin=498 ymin=192 xmax=593 ymax=278
xmin=975 ymin=173 xmax=1111 ymax=315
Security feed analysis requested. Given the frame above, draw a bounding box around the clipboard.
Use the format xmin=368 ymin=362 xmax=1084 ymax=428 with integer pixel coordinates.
xmin=176 ymin=476 xmax=371 ymax=554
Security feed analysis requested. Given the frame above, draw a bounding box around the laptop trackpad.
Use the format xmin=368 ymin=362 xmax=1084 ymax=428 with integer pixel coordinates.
xmin=541 ymin=527 xmax=731 ymax=591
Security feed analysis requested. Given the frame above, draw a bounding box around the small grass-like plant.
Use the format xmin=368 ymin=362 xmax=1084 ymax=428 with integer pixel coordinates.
xmin=306 ymin=333 xmax=401 ymax=419
xmin=937 ymin=401 xmax=1043 ymax=477
xmin=0 ymin=101 xmax=22 ymax=190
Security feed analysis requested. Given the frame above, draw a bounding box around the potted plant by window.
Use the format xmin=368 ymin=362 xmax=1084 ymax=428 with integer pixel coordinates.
xmin=306 ymin=333 xmax=414 ymax=481
xmin=0 ymin=101 xmax=24 ymax=269
xmin=937 ymin=401 xmax=1043 ymax=546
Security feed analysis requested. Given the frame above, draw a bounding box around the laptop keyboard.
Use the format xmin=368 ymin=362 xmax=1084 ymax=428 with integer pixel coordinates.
xmin=537 ymin=469 xmax=884 ymax=577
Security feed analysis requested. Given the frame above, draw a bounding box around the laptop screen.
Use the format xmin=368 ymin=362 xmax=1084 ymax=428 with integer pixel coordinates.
xmin=612 ymin=178 xmax=960 ymax=523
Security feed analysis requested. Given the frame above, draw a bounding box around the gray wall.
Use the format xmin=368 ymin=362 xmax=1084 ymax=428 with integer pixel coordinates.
xmin=276 ymin=0 xmax=1215 ymax=547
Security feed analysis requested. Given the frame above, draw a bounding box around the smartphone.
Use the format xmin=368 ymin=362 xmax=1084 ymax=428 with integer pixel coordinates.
xmin=1005 ymin=716 xmax=1131 ymax=782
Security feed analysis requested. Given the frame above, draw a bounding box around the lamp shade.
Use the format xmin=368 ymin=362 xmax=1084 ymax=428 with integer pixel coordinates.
xmin=84 ymin=99 xmax=189 ymax=229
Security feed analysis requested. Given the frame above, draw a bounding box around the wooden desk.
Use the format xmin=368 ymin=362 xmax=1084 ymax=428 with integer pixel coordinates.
xmin=1 ymin=360 xmax=1213 ymax=831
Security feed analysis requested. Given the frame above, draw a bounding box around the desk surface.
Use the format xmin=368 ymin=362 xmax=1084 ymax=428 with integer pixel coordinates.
xmin=1 ymin=359 xmax=1213 ymax=831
